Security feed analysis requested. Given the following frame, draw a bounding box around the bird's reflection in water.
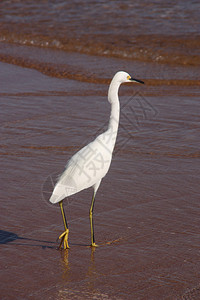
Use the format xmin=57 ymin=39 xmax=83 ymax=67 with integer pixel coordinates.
xmin=60 ymin=246 xmax=98 ymax=294
xmin=86 ymin=247 xmax=97 ymax=292
xmin=60 ymin=250 xmax=70 ymax=281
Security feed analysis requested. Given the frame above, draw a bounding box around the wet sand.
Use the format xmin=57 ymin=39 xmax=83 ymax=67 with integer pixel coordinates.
xmin=1 ymin=60 xmax=200 ymax=299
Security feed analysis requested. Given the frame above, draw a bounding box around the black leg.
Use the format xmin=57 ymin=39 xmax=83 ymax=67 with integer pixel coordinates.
xmin=89 ymin=192 xmax=98 ymax=247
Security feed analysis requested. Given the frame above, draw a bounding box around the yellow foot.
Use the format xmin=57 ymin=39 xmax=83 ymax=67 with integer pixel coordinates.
xmin=90 ymin=242 xmax=98 ymax=247
xmin=58 ymin=229 xmax=69 ymax=249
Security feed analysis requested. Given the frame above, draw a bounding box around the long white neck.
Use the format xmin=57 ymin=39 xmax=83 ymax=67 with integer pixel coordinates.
xmin=106 ymin=79 xmax=121 ymax=151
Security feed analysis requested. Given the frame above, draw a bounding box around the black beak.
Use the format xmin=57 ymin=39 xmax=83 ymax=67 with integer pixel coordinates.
xmin=130 ymin=77 xmax=144 ymax=84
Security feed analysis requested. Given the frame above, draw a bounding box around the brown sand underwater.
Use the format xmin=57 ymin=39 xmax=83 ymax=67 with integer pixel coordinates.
xmin=1 ymin=53 xmax=200 ymax=300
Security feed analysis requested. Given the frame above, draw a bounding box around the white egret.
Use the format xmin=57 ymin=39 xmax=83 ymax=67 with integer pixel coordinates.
xmin=49 ymin=71 xmax=144 ymax=249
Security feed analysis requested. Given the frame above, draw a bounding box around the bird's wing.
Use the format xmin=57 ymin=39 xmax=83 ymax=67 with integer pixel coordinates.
xmin=49 ymin=135 xmax=112 ymax=204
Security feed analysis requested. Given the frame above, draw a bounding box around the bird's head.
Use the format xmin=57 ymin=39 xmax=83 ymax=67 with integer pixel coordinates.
xmin=114 ymin=71 xmax=144 ymax=84
xmin=108 ymin=71 xmax=144 ymax=104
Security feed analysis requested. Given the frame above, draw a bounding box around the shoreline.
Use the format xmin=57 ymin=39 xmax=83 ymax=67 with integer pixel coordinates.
xmin=0 ymin=42 xmax=199 ymax=86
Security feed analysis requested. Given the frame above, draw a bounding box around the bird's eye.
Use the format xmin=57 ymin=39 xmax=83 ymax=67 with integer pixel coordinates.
xmin=127 ymin=75 xmax=131 ymax=80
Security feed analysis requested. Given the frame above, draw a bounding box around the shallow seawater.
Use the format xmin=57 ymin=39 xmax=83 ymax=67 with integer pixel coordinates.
xmin=0 ymin=1 xmax=200 ymax=299
xmin=1 ymin=58 xmax=200 ymax=299
xmin=0 ymin=0 xmax=200 ymax=66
